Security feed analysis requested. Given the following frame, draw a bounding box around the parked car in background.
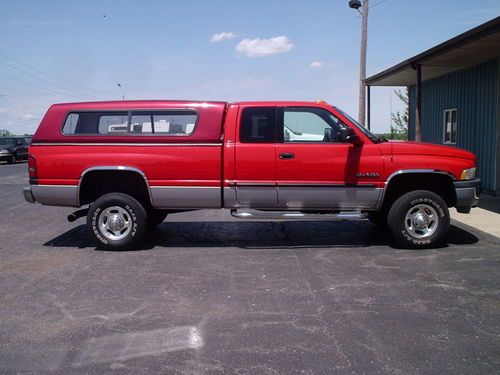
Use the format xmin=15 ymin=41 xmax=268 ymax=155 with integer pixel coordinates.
xmin=0 ymin=136 xmax=30 ymax=164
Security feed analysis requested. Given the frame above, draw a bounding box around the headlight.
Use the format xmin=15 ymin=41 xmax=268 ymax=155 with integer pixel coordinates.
xmin=460 ymin=167 xmax=476 ymax=180
xmin=0 ymin=149 xmax=9 ymax=154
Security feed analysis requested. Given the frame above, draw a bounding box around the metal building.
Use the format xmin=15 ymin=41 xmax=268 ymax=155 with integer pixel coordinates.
xmin=366 ymin=17 xmax=500 ymax=194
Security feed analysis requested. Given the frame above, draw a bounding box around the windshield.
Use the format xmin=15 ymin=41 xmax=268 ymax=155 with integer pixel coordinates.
xmin=333 ymin=107 xmax=381 ymax=143
xmin=0 ymin=138 xmax=16 ymax=146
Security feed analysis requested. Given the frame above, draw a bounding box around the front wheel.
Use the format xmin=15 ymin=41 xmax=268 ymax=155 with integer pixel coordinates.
xmin=387 ymin=190 xmax=450 ymax=249
xmin=87 ymin=193 xmax=147 ymax=250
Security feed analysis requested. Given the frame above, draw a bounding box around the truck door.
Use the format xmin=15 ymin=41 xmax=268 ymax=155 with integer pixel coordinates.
xmin=234 ymin=106 xmax=278 ymax=207
xmin=275 ymin=106 xmax=383 ymax=210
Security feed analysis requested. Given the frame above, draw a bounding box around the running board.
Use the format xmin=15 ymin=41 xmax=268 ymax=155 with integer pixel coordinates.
xmin=231 ymin=209 xmax=368 ymax=221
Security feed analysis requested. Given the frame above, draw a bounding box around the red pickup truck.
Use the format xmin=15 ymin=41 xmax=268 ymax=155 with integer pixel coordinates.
xmin=24 ymin=100 xmax=480 ymax=250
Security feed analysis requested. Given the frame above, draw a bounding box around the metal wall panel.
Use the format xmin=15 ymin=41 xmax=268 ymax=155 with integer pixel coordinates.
xmin=408 ymin=58 xmax=499 ymax=192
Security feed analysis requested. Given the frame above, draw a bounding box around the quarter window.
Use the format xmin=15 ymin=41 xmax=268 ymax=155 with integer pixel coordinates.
xmin=443 ymin=109 xmax=457 ymax=144
xmin=240 ymin=107 xmax=277 ymax=143
xmin=62 ymin=110 xmax=198 ymax=135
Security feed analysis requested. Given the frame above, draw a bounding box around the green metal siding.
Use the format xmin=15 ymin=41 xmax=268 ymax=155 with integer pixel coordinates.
xmin=409 ymin=58 xmax=499 ymax=192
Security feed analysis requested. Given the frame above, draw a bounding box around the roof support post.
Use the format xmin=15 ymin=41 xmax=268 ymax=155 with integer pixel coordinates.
xmin=367 ymin=85 xmax=371 ymax=131
xmin=415 ymin=63 xmax=422 ymax=142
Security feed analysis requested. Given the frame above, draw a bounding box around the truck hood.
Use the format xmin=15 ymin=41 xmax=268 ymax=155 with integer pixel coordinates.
xmin=388 ymin=141 xmax=476 ymax=161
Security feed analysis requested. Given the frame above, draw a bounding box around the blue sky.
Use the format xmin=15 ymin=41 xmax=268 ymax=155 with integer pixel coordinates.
xmin=0 ymin=0 xmax=499 ymax=135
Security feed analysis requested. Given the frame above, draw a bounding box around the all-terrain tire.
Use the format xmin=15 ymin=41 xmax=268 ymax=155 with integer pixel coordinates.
xmin=387 ymin=190 xmax=450 ymax=249
xmin=87 ymin=193 xmax=147 ymax=250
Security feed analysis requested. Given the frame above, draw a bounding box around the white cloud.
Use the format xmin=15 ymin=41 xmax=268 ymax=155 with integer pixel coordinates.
xmin=23 ymin=114 xmax=34 ymax=119
xmin=309 ymin=61 xmax=323 ymax=68
xmin=235 ymin=36 xmax=293 ymax=58
xmin=210 ymin=32 xmax=237 ymax=43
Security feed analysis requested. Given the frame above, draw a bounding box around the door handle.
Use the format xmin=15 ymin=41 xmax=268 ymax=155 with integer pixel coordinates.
xmin=279 ymin=152 xmax=295 ymax=160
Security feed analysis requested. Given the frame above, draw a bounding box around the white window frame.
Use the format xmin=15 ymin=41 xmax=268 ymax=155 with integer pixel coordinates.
xmin=443 ymin=108 xmax=458 ymax=144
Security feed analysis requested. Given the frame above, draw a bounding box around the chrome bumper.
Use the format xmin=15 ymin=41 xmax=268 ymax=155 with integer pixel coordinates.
xmin=454 ymin=178 xmax=480 ymax=213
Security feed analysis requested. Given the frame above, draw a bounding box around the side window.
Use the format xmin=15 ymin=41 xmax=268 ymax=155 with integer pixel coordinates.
xmin=443 ymin=109 xmax=457 ymax=144
xmin=98 ymin=113 xmax=129 ymax=134
xmin=283 ymin=107 xmax=345 ymax=143
xmin=62 ymin=113 xmax=80 ymax=134
xmin=130 ymin=111 xmax=197 ymax=135
xmin=62 ymin=112 xmax=128 ymax=135
xmin=240 ymin=107 xmax=277 ymax=143
xmin=62 ymin=110 xmax=198 ymax=135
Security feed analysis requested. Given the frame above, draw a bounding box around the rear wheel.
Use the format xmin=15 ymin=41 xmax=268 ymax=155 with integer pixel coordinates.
xmin=147 ymin=209 xmax=168 ymax=228
xmin=387 ymin=190 xmax=449 ymax=249
xmin=87 ymin=193 xmax=147 ymax=250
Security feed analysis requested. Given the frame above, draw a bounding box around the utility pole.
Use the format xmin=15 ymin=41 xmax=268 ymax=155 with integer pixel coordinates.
xmin=359 ymin=0 xmax=368 ymax=126
xmin=348 ymin=0 xmax=369 ymax=126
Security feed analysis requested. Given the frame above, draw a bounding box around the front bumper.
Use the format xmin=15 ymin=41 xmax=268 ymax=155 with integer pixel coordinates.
xmin=0 ymin=153 xmax=12 ymax=161
xmin=454 ymin=178 xmax=480 ymax=213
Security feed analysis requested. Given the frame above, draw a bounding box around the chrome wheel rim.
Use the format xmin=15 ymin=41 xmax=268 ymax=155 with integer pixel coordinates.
xmin=404 ymin=204 xmax=439 ymax=239
xmin=98 ymin=206 xmax=132 ymax=241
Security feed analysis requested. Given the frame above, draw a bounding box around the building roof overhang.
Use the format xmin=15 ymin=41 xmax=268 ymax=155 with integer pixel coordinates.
xmin=366 ymin=16 xmax=500 ymax=87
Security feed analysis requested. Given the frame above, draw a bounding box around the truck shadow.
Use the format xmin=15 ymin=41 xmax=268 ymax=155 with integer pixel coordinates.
xmin=43 ymin=221 xmax=479 ymax=251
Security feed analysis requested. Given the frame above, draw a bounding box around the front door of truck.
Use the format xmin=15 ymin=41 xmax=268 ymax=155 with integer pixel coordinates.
xmin=275 ymin=106 xmax=384 ymax=210
xmin=234 ymin=106 xmax=278 ymax=207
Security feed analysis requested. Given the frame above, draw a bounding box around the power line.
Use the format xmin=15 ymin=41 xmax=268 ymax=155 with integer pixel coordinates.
xmin=0 ymin=59 xmax=108 ymax=101
xmin=369 ymin=0 xmax=388 ymax=9
xmin=0 ymin=84 xmax=51 ymax=100
xmin=0 ymin=52 xmax=117 ymax=97
xmin=0 ymin=93 xmax=42 ymax=106
xmin=0 ymin=113 xmax=41 ymax=122
xmin=0 ymin=71 xmax=91 ymax=99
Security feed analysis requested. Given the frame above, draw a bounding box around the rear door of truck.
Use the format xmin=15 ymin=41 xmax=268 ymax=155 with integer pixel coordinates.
xmin=233 ymin=105 xmax=278 ymax=208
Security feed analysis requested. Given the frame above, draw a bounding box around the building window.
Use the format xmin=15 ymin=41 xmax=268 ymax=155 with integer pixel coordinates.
xmin=443 ymin=109 xmax=457 ymax=144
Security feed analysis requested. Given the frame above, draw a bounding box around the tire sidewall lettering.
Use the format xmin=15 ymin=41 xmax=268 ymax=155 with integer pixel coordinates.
xmin=92 ymin=203 xmax=139 ymax=244
xmin=390 ymin=191 xmax=450 ymax=248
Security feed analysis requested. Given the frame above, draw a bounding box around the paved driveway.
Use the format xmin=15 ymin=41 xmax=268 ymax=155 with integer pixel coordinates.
xmin=1 ymin=162 xmax=500 ymax=374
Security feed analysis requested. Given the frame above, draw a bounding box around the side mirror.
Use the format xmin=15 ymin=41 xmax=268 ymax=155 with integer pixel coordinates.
xmin=338 ymin=127 xmax=361 ymax=144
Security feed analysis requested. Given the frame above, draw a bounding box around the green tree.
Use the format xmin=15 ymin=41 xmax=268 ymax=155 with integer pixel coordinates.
xmin=0 ymin=129 xmax=13 ymax=136
xmin=390 ymin=88 xmax=409 ymax=140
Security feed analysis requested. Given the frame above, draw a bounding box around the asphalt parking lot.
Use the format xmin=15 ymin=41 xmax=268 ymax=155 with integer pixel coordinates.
xmin=1 ymin=162 xmax=500 ymax=375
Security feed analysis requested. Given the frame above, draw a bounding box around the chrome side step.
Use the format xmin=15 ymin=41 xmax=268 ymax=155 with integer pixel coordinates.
xmin=230 ymin=209 xmax=368 ymax=221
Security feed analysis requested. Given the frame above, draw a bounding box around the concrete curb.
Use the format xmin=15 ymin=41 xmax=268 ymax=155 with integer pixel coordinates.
xmin=450 ymin=207 xmax=500 ymax=239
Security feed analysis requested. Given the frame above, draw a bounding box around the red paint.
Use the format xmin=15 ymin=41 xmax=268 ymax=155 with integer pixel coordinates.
xmin=29 ymin=100 xmax=477 ymax=191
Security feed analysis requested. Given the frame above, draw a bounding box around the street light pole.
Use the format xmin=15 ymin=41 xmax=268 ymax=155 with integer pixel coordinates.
xmin=348 ymin=0 xmax=369 ymax=127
